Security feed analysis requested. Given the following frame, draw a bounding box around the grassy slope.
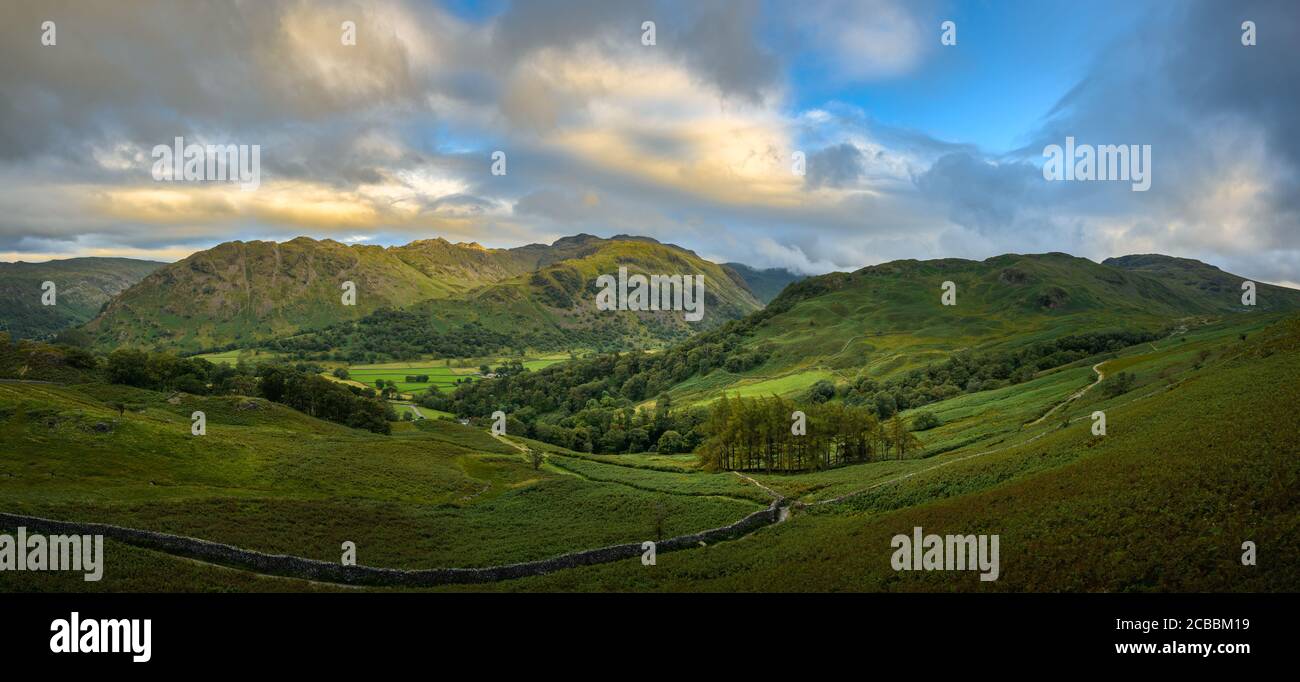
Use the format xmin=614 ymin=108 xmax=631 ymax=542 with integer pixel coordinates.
xmin=664 ymin=253 xmax=1300 ymax=405
xmin=399 ymin=238 xmax=764 ymax=350
xmin=3 ymin=315 xmax=1295 ymax=592
xmin=84 ymin=234 xmax=764 ymax=354
xmin=84 ymin=238 xmax=515 ymax=351
xmin=0 ymin=382 xmax=759 ymax=577
xmin=473 ymin=315 xmax=1299 ymax=592
xmin=0 ymin=257 xmax=164 ymax=340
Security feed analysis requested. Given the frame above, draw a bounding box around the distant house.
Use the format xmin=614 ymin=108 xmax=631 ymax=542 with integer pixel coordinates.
xmin=484 ymin=372 xmax=498 ymax=379
xmin=457 ymin=418 xmax=471 ymax=426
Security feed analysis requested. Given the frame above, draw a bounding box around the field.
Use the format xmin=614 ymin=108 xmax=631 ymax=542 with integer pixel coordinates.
xmin=3 ymin=313 xmax=1295 ymax=592
xmin=191 ymin=348 xmax=283 ymax=365
xmin=340 ymin=355 xmax=568 ymax=393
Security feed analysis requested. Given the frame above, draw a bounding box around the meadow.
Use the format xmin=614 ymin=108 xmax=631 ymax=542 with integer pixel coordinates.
xmin=341 ymin=354 xmax=568 ymax=393
xmin=2 ymin=314 xmax=1296 ymax=592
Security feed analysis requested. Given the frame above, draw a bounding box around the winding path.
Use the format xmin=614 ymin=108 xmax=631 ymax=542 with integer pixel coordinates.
xmin=1028 ymin=361 xmax=1106 ymax=426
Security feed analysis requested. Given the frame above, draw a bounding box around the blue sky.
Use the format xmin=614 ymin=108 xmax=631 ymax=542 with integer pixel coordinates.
xmin=1 ymin=0 xmax=1297 ymax=286
xmin=804 ymin=1 xmax=1147 ymax=153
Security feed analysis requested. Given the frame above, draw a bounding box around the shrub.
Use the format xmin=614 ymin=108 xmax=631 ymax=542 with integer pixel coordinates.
xmin=912 ymin=411 xmax=942 ymax=431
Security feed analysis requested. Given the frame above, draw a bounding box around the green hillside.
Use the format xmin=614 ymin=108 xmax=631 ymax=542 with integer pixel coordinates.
xmin=430 ymin=252 xmax=1300 ymax=458
xmin=484 ymin=314 xmax=1300 ymax=592
xmin=3 ymin=310 xmax=1295 ymax=592
xmin=0 ymin=379 xmax=760 ymax=574
xmin=255 ymin=236 xmax=764 ymax=359
xmin=0 ymin=257 xmax=163 ymax=341
xmin=663 ymin=252 xmax=1300 ymax=403
xmin=84 ymin=234 xmax=762 ymax=356
xmin=82 ymin=237 xmax=530 ymax=352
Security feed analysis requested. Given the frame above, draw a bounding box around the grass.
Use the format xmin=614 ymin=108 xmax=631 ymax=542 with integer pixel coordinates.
xmin=340 ymin=355 xmax=568 ymax=393
xmin=2 ymin=314 xmax=1296 ymax=592
xmin=450 ymin=315 xmax=1300 ymax=592
xmin=0 ymin=381 xmax=759 ymax=577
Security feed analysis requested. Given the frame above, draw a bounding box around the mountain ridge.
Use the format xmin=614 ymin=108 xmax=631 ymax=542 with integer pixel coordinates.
xmin=82 ymin=234 xmax=766 ymax=354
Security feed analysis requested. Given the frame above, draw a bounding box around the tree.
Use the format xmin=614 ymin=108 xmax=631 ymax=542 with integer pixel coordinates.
xmin=808 ymin=379 xmax=836 ymax=403
xmin=887 ymin=413 xmax=920 ymax=459
xmin=1103 ymin=371 xmax=1135 ymax=397
xmin=627 ymin=427 xmax=650 ymax=453
xmin=656 ymin=430 xmax=685 ymax=454
xmin=529 ymin=448 xmax=544 ymax=470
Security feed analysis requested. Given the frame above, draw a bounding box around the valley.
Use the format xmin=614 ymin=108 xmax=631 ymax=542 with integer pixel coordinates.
xmin=1 ymin=244 xmax=1296 ymax=592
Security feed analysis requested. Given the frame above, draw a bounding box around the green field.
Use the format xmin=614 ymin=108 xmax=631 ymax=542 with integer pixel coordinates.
xmin=341 ymin=354 xmax=569 ymax=393
xmin=191 ymin=348 xmax=283 ymax=365
xmin=3 ymin=314 xmax=1296 ymax=592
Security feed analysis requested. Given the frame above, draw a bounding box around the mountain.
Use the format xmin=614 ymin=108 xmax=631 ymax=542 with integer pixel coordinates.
xmin=686 ymin=251 xmax=1300 ymax=397
xmin=723 ymin=263 xmax=804 ymax=303
xmin=259 ymin=236 xmax=765 ymax=358
xmin=0 ymin=257 xmax=164 ymax=341
xmin=420 ymin=237 xmax=761 ymax=346
xmin=84 ymin=234 xmax=763 ymax=354
xmin=1102 ymin=254 xmax=1296 ymax=308
xmin=449 ymin=251 xmax=1300 ymax=412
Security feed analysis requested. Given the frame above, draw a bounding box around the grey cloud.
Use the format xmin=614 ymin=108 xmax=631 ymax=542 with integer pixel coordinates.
xmin=805 ymin=143 xmax=864 ymax=189
xmin=913 ymin=153 xmax=1045 ymax=235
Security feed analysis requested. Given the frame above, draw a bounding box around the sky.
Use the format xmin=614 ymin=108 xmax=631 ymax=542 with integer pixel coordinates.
xmin=2 ymin=0 xmax=1298 ymax=286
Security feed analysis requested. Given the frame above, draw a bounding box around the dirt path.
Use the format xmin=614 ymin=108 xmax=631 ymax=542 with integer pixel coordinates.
xmin=1028 ymin=361 xmax=1106 ymax=426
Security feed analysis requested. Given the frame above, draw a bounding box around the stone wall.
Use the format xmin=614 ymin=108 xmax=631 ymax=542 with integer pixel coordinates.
xmin=0 ymin=498 xmax=781 ymax=587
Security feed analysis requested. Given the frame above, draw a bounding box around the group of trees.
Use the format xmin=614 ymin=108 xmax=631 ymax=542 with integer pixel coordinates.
xmin=242 ymin=306 xmax=709 ymax=364
xmin=429 ymin=374 xmax=707 ymax=454
xmin=253 ymin=310 xmax=539 ymax=362
xmin=697 ymin=395 xmax=921 ymax=472
xmin=258 ymin=365 xmax=393 ymax=433
xmin=103 ymin=348 xmax=394 ymax=434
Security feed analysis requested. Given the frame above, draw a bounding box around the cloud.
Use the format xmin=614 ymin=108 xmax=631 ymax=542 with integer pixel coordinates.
xmin=805 ymin=143 xmax=865 ymax=189
xmin=0 ymin=0 xmax=1294 ymax=290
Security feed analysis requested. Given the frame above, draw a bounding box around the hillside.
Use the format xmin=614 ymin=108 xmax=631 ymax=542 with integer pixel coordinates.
xmin=0 ymin=257 xmax=164 ymax=341
xmin=723 ymin=263 xmax=804 ymax=303
xmin=254 ymin=236 xmax=764 ymax=359
xmin=437 ymin=252 xmax=1300 ymax=440
xmin=659 ymin=251 xmax=1300 ymax=402
xmin=83 ymin=234 xmax=764 ymax=354
xmin=3 ymin=307 xmax=1295 ymax=593
xmin=486 ymin=314 xmax=1300 ymax=592
xmin=81 ymin=237 xmax=539 ymax=351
